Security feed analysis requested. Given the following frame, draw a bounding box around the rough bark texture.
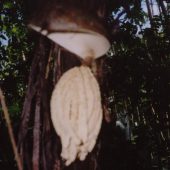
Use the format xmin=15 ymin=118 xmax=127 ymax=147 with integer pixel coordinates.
xmin=18 ymin=0 xmax=110 ymax=169
xmin=146 ymin=0 xmax=153 ymax=27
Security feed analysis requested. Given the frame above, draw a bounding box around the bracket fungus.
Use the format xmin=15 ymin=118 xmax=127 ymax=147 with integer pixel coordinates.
xmin=29 ymin=2 xmax=110 ymax=166
xmin=28 ymin=3 xmax=110 ymax=59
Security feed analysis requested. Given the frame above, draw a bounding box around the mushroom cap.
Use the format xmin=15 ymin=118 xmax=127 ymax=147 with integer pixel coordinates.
xmin=28 ymin=4 xmax=110 ymax=59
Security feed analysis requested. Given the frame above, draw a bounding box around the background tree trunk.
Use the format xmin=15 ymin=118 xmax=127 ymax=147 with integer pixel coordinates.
xmin=146 ymin=0 xmax=153 ymax=27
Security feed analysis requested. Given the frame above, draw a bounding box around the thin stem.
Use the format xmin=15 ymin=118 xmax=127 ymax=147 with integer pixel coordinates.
xmin=0 ymin=88 xmax=23 ymax=170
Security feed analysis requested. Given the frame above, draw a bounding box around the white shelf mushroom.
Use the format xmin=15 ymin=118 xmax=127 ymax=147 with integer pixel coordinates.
xmin=28 ymin=3 xmax=110 ymax=59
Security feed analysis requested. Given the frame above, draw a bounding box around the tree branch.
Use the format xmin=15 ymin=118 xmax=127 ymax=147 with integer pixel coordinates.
xmin=0 ymin=88 xmax=23 ymax=170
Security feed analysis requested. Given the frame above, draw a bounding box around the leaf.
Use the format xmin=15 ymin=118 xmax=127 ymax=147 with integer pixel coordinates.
xmin=3 ymin=2 xmax=13 ymax=9
xmin=11 ymin=26 xmax=18 ymax=34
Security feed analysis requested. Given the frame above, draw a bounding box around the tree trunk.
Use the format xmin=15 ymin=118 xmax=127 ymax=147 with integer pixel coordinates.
xmin=158 ymin=0 xmax=167 ymax=17
xmin=18 ymin=1 xmax=110 ymax=170
xmin=156 ymin=0 xmax=170 ymax=40
xmin=145 ymin=0 xmax=153 ymax=27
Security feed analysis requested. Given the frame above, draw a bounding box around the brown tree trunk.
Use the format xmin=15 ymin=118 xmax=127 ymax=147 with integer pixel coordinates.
xmin=18 ymin=1 xmax=110 ymax=170
xmin=158 ymin=0 xmax=167 ymax=17
xmin=150 ymin=0 xmax=154 ymax=16
xmin=156 ymin=0 xmax=170 ymax=40
xmin=145 ymin=0 xmax=153 ymax=27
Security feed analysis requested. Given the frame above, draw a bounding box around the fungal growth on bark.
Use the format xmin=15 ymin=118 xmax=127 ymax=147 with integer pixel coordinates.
xmin=28 ymin=1 xmax=110 ymax=166
xmin=51 ymin=66 xmax=103 ymax=165
xmin=28 ymin=1 xmax=110 ymax=60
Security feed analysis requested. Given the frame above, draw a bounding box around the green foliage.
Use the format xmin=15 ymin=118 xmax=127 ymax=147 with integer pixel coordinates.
xmin=0 ymin=0 xmax=32 ymax=104
xmin=104 ymin=1 xmax=170 ymax=169
xmin=0 ymin=2 xmax=31 ymax=167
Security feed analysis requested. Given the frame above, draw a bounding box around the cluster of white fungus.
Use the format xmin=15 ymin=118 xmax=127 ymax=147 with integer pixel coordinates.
xmin=50 ymin=65 xmax=102 ymax=165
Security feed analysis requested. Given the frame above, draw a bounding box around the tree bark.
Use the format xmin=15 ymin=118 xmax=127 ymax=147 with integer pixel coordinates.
xmin=158 ymin=0 xmax=167 ymax=18
xmin=145 ymin=0 xmax=153 ymax=27
xmin=18 ymin=1 xmax=110 ymax=170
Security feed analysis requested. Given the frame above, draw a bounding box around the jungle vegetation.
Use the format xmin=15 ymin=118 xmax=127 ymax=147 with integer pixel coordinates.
xmin=0 ymin=0 xmax=170 ymax=170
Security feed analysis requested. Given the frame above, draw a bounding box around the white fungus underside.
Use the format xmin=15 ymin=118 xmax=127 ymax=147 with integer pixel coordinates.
xmin=29 ymin=24 xmax=110 ymax=59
